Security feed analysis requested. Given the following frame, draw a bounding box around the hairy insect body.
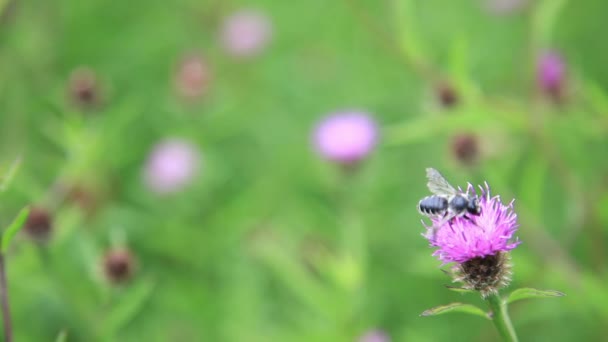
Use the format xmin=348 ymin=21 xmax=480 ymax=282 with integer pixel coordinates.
xmin=418 ymin=168 xmax=481 ymax=224
xmin=418 ymin=196 xmax=448 ymax=216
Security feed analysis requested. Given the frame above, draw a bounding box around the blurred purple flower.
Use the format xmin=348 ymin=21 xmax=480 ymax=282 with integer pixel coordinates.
xmin=220 ymin=9 xmax=272 ymax=58
xmin=484 ymin=0 xmax=527 ymax=14
xmin=143 ymin=139 xmax=201 ymax=194
xmin=313 ymin=111 xmax=378 ymax=164
xmin=537 ymin=51 xmax=565 ymax=94
xmin=358 ymin=330 xmax=390 ymax=342
xmin=423 ymin=183 xmax=520 ymax=264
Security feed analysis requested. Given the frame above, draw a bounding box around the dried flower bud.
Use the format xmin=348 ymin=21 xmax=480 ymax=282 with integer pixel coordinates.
xmin=435 ymin=82 xmax=458 ymax=108
xmin=173 ymin=55 xmax=212 ymax=100
xmin=67 ymin=67 xmax=103 ymax=109
xmin=451 ymin=133 xmax=479 ymax=166
xmin=23 ymin=207 xmax=53 ymax=242
xmin=103 ymin=248 xmax=136 ymax=284
xmin=61 ymin=183 xmax=103 ymax=218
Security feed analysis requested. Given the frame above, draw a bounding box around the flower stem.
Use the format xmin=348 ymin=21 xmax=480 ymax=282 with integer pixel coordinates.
xmin=487 ymin=293 xmax=518 ymax=342
xmin=0 ymin=254 xmax=12 ymax=342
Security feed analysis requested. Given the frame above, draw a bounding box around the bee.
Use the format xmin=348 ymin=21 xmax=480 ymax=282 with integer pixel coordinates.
xmin=418 ymin=168 xmax=481 ymax=225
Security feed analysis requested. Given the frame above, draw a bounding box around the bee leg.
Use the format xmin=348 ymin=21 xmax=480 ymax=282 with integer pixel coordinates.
xmin=436 ymin=212 xmax=455 ymax=230
xmin=462 ymin=214 xmax=480 ymax=228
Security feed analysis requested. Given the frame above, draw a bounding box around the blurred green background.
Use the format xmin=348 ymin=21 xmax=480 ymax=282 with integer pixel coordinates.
xmin=1 ymin=0 xmax=608 ymax=341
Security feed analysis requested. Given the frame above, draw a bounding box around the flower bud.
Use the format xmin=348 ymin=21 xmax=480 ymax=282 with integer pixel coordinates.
xmin=451 ymin=133 xmax=479 ymax=166
xmin=23 ymin=207 xmax=53 ymax=243
xmin=435 ymin=82 xmax=458 ymax=108
xmin=103 ymin=248 xmax=136 ymax=284
xmin=67 ymin=67 xmax=103 ymax=110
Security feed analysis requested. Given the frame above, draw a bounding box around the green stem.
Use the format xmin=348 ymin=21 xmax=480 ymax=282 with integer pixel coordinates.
xmin=487 ymin=293 xmax=519 ymax=342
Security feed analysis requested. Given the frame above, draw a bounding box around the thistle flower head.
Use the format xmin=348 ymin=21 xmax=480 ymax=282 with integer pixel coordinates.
xmin=312 ymin=111 xmax=378 ymax=165
xmin=424 ymin=183 xmax=520 ymax=264
xmin=423 ymin=183 xmax=520 ymax=297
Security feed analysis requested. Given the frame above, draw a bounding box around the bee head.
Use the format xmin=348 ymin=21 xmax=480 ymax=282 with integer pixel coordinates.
xmin=467 ymin=197 xmax=481 ymax=215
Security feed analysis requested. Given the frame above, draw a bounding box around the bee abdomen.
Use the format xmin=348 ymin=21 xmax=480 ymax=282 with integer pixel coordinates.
xmin=418 ymin=196 xmax=448 ymax=215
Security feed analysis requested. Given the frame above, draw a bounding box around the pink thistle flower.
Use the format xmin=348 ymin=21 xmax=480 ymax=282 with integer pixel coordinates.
xmin=313 ymin=111 xmax=378 ymax=165
xmin=424 ymin=183 xmax=520 ymax=265
xmin=220 ymin=9 xmax=272 ymax=58
xmin=143 ymin=139 xmax=201 ymax=194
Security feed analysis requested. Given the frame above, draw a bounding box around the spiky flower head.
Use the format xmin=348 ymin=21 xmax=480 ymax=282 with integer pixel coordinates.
xmin=423 ymin=183 xmax=520 ymax=296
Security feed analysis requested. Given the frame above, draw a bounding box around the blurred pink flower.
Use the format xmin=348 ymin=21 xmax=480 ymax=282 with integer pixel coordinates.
xmin=143 ymin=139 xmax=201 ymax=194
xmin=358 ymin=330 xmax=390 ymax=342
xmin=313 ymin=111 xmax=378 ymax=165
xmin=484 ymin=0 xmax=527 ymax=14
xmin=220 ymin=9 xmax=272 ymax=58
xmin=537 ymin=51 xmax=565 ymax=95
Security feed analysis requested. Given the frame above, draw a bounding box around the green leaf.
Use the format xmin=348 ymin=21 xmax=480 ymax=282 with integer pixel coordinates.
xmin=506 ymin=288 xmax=565 ymax=304
xmin=1 ymin=206 xmax=30 ymax=253
xmin=531 ymin=0 xmax=568 ymax=46
xmin=420 ymin=302 xmax=489 ymax=319
xmin=392 ymin=0 xmax=427 ymax=64
xmin=0 ymin=157 xmax=22 ymax=192
xmin=385 ymin=109 xmax=526 ymax=146
xmin=55 ymin=330 xmax=68 ymax=342
xmin=101 ymin=279 xmax=155 ymax=338
xmin=445 ymin=285 xmax=474 ymax=294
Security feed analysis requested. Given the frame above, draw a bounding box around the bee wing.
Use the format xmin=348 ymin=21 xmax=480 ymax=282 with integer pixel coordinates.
xmin=426 ymin=168 xmax=457 ymax=196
